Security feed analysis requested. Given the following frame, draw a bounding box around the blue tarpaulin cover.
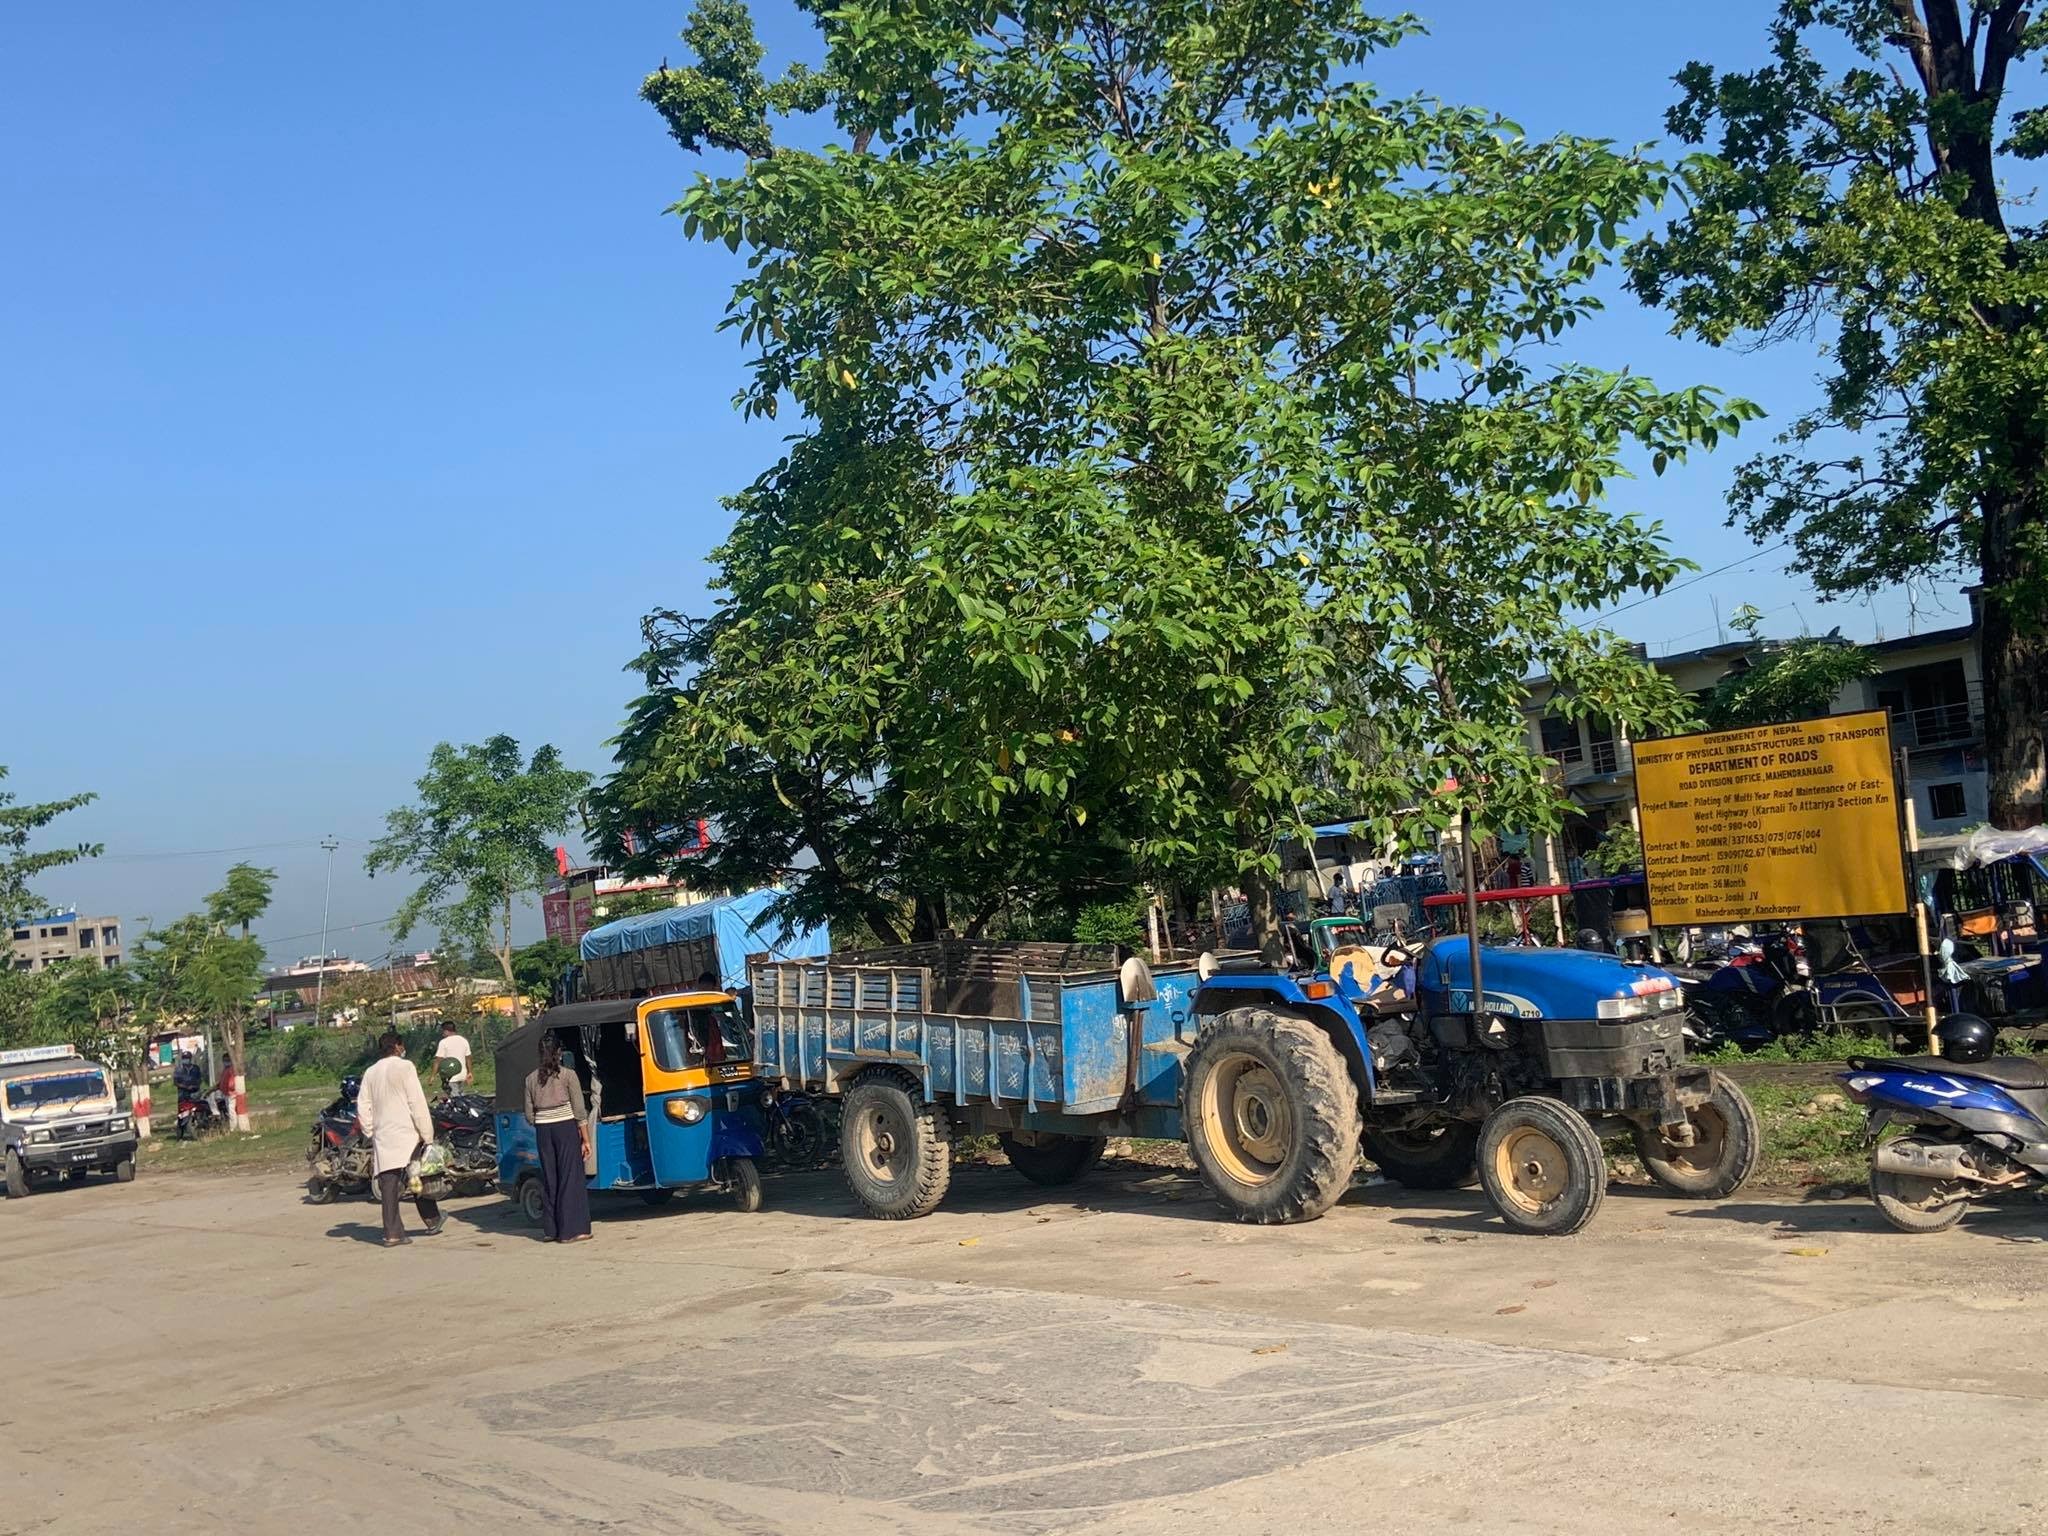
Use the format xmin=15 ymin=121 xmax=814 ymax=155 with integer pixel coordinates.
xmin=577 ymin=887 xmax=830 ymax=989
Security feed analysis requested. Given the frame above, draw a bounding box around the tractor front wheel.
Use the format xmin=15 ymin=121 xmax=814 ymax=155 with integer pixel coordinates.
xmin=1182 ymin=1009 xmax=1360 ymax=1224
xmin=1363 ymin=1121 xmax=1480 ymax=1190
xmin=1631 ymin=1072 xmax=1760 ymax=1199
xmin=1477 ymin=1098 xmax=1606 ymax=1236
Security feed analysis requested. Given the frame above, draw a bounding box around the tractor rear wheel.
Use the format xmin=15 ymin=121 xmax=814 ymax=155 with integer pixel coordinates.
xmin=1631 ymin=1071 xmax=1760 ymax=1199
xmin=1182 ymin=1009 xmax=1360 ymax=1224
xmin=1477 ymin=1097 xmax=1606 ymax=1236
xmin=1364 ymin=1121 xmax=1480 ymax=1190
xmin=999 ymin=1132 xmax=1107 ymax=1188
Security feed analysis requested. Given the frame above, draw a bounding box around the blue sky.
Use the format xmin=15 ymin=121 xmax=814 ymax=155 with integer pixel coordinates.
xmin=2 ymin=1 xmax=1966 ymax=961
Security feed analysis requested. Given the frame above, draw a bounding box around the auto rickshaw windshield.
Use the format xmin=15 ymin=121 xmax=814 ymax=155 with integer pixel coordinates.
xmin=644 ymin=1001 xmax=752 ymax=1072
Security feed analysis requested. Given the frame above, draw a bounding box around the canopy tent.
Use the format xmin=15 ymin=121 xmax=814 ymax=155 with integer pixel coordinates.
xmin=577 ymin=887 xmax=830 ymax=991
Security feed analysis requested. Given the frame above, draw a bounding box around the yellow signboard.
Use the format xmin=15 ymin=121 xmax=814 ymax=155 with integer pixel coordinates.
xmin=1632 ymin=710 xmax=1905 ymax=926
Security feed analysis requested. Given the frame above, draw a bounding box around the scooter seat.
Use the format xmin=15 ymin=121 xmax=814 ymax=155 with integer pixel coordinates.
xmin=1865 ymin=1055 xmax=2048 ymax=1091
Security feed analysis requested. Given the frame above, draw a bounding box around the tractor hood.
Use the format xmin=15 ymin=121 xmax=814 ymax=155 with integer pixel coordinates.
xmin=1419 ymin=943 xmax=1683 ymax=1021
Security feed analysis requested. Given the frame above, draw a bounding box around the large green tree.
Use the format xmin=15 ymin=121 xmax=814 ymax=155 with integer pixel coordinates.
xmin=1700 ymin=605 xmax=1878 ymax=729
xmin=1629 ymin=0 xmax=2048 ymax=827
xmin=635 ymin=1 xmax=1749 ymax=951
xmin=0 ymin=766 xmax=100 ymax=928
xmin=367 ymin=737 xmax=591 ymax=1025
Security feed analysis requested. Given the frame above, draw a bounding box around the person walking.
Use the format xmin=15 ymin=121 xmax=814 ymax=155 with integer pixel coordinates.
xmin=523 ymin=1034 xmax=591 ymax=1243
xmin=357 ymin=1031 xmax=440 ymax=1247
xmin=432 ymin=1019 xmax=472 ymax=1089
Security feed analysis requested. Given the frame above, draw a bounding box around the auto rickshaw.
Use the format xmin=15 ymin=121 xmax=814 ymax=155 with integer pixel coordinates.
xmin=493 ymin=988 xmax=766 ymax=1223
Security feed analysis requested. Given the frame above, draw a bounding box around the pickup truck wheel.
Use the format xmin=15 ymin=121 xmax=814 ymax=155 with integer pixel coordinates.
xmin=1183 ymin=1009 xmax=1360 ymax=1224
xmin=1631 ymin=1071 xmax=1760 ymax=1198
xmin=841 ymin=1074 xmax=952 ymax=1220
xmin=1477 ymin=1098 xmax=1606 ymax=1236
xmin=114 ymin=1158 xmax=136 ymax=1183
xmin=5 ymin=1151 xmax=28 ymax=1199
xmin=999 ymin=1132 xmax=1106 ymax=1187
xmin=1363 ymin=1122 xmax=1480 ymax=1189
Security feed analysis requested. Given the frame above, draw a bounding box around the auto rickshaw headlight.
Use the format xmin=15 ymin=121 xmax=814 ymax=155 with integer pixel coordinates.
xmin=665 ymin=1098 xmax=707 ymax=1126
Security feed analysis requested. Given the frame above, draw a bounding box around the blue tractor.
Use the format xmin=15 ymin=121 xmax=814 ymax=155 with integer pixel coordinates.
xmin=1186 ymin=914 xmax=1759 ymax=1234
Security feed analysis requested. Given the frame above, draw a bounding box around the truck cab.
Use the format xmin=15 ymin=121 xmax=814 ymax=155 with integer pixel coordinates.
xmin=1 ymin=1045 xmax=139 ymax=1197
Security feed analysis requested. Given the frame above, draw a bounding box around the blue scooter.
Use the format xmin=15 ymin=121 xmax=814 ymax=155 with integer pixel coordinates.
xmin=1840 ymin=1015 xmax=2048 ymax=1231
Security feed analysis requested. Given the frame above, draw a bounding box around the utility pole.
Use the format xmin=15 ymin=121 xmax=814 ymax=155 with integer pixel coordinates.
xmin=314 ymin=836 xmax=339 ymax=1029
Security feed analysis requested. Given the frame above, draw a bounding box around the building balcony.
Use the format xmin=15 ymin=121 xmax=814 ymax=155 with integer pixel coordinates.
xmin=1889 ymin=691 xmax=1983 ymax=752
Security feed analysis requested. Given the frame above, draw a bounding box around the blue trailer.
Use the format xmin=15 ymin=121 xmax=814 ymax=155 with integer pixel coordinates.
xmin=752 ymin=924 xmax=1758 ymax=1232
xmin=750 ymin=941 xmax=1198 ymax=1217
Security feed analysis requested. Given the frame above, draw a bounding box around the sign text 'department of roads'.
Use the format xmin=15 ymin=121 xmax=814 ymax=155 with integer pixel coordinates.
xmin=1632 ymin=710 xmax=1906 ymax=926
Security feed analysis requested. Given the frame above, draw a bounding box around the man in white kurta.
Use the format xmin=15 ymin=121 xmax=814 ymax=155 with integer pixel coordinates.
xmin=356 ymin=1032 xmax=440 ymax=1245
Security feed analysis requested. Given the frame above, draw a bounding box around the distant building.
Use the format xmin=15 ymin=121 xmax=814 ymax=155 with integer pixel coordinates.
xmin=1522 ymin=600 xmax=1985 ymax=882
xmin=6 ymin=911 xmax=124 ymax=973
xmin=543 ymin=829 xmax=718 ymax=946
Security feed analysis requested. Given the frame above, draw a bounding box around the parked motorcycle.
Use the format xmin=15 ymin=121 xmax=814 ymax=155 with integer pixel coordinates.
xmin=1686 ymin=931 xmax=1909 ymax=1050
xmin=175 ymin=1086 xmax=231 ymax=1140
xmin=762 ymin=1087 xmax=834 ymax=1168
xmin=1840 ymin=1014 xmax=2048 ymax=1231
xmin=429 ymin=1061 xmax=497 ymax=1194
xmin=305 ymin=1074 xmax=372 ymax=1203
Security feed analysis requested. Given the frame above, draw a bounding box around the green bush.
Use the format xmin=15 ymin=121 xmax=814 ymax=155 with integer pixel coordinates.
xmin=1692 ymin=1031 xmax=1893 ymax=1065
xmin=1073 ymin=895 xmax=1149 ymax=946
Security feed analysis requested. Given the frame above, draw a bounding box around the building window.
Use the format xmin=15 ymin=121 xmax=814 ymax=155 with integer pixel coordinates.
xmin=10 ymin=928 xmax=25 ymax=942
xmin=102 ymin=925 xmax=118 ymax=945
xmin=13 ymin=958 xmax=31 ymax=972
xmin=45 ymin=925 xmax=67 ymax=940
xmin=1928 ymin=782 xmax=1968 ymax=821
xmin=1539 ymin=716 xmax=1581 ymax=763
xmin=78 ymin=928 xmax=95 ymax=948
xmin=103 ymin=955 xmax=121 ymax=969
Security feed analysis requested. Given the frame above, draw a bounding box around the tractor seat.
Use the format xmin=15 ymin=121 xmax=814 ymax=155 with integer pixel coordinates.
xmin=1863 ymin=1055 xmax=2048 ymax=1091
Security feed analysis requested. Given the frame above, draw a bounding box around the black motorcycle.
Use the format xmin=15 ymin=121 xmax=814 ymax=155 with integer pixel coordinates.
xmin=429 ymin=1059 xmax=498 ymax=1193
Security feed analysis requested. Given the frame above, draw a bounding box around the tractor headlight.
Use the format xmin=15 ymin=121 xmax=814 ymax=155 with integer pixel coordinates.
xmin=1597 ymin=995 xmax=1653 ymax=1021
xmin=664 ymin=1098 xmax=708 ymax=1126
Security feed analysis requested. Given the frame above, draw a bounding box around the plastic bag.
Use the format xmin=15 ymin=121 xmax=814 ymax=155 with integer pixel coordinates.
xmin=416 ymin=1142 xmax=450 ymax=1176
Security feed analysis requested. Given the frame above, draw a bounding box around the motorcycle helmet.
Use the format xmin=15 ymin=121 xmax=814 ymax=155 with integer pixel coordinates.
xmin=339 ymin=1073 xmax=362 ymax=1101
xmin=1934 ymin=1012 xmax=1995 ymax=1063
xmin=437 ymin=1055 xmax=462 ymax=1084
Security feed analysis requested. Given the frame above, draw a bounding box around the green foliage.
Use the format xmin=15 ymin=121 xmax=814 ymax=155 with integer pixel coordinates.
xmin=206 ymin=862 xmax=276 ymax=937
xmin=1582 ymin=825 xmax=1643 ymax=877
xmin=0 ymin=765 xmax=100 ymax=927
xmin=1693 ymin=1031 xmax=1894 ymax=1065
xmin=367 ymin=736 xmax=592 ymax=1016
xmin=625 ymin=0 xmax=1753 ymax=947
xmin=1698 ymin=607 xmax=1876 ymax=730
xmin=590 ymin=887 xmax=684 ymax=922
xmin=1072 ymin=895 xmax=1150 ymax=947
xmin=1629 ymin=1 xmax=2048 ymax=823
xmin=511 ymin=937 xmax=580 ymax=1005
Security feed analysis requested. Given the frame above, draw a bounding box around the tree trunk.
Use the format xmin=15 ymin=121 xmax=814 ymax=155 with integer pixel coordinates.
xmin=910 ymin=892 xmax=948 ymax=942
xmin=1979 ymin=572 xmax=2048 ymax=829
xmin=1245 ymin=868 xmax=1284 ymax=966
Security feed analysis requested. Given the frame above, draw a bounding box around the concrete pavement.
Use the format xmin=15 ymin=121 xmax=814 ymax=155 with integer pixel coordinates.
xmin=4 ymin=1158 xmax=2046 ymax=1533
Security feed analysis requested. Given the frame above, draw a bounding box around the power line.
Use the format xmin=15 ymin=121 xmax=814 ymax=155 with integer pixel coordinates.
xmin=97 ymin=836 xmax=375 ymax=863
xmin=1593 ymin=539 xmax=1794 ymax=623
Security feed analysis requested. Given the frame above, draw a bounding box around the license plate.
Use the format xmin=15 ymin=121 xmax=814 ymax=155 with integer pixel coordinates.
xmin=70 ymin=1150 xmax=94 ymax=1163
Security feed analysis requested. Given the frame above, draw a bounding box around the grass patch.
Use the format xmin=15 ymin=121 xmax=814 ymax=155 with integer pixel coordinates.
xmin=1740 ymin=1078 xmax=1867 ymax=1187
xmin=1694 ymin=1032 xmax=1894 ymax=1065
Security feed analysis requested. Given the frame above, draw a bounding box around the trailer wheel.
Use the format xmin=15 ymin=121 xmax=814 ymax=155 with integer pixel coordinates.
xmin=1477 ymin=1098 xmax=1606 ymax=1236
xmin=841 ymin=1074 xmax=952 ymax=1220
xmin=999 ymin=1132 xmax=1107 ymax=1187
xmin=1363 ymin=1121 xmax=1480 ymax=1189
xmin=1182 ymin=1008 xmax=1360 ymax=1224
xmin=1631 ymin=1071 xmax=1760 ymax=1199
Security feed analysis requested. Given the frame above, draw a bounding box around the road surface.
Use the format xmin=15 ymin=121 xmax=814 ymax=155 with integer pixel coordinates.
xmin=5 ymin=1158 xmax=2047 ymax=1533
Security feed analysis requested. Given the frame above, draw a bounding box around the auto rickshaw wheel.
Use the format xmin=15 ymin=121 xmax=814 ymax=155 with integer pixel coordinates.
xmin=840 ymin=1073 xmax=952 ymax=1219
xmin=516 ymin=1174 xmax=545 ymax=1227
xmin=728 ymin=1156 xmax=763 ymax=1212
xmin=637 ymin=1188 xmax=676 ymax=1208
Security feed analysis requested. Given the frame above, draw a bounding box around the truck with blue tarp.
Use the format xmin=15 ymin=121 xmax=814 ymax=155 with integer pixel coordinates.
xmin=750 ymin=914 xmax=1757 ymax=1232
xmin=576 ymin=886 xmax=832 ymax=999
